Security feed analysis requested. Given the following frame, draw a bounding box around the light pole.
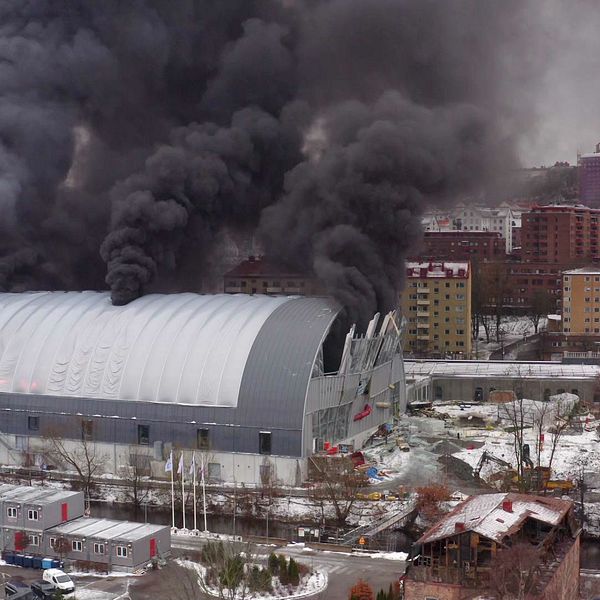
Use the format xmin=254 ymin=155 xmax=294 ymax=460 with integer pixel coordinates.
xmin=266 ymin=502 xmax=269 ymax=542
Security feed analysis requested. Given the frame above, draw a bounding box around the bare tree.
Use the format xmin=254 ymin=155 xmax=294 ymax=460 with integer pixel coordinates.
xmin=308 ymin=456 xmax=368 ymax=525
xmin=43 ymin=422 xmax=107 ymax=505
xmin=482 ymin=262 xmax=512 ymax=344
xmin=487 ymin=542 xmax=542 ymax=600
xmin=500 ymin=394 xmax=528 ymax=489
xmin=547 ymin=396 xmax=574 ymax=475
xmin=120 ymin=451 xmax=152 ymax=516
xmin=527 ymin=290 xmax=554 ymax=335
xmin=471 ymin=259 xmax=493 ymax=345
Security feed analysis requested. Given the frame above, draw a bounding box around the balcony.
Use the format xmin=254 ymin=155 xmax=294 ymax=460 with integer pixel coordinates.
xmin=417 ymin=334 xmax=430 ymax=341
xmin=417 ymin=310 xmax=429 ymax=317
xmin=417 ymin=299 xmax=430 ymax=306
xmin=417 ymin=322 xmax=430 ymax=329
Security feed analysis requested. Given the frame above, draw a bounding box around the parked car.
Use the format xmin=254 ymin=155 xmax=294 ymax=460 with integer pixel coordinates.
xmin=4 ymin=580 xmax=33 ymax=599
xmin=30 ymin=581 xmax=59 ymax=599
xmin=42 ymin=570 xmax=74 ymax=595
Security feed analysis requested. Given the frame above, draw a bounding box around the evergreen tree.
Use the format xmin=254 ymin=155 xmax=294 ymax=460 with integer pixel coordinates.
xmin=268 ymin=552 xmax=279 ymax=574
xmin=287 ymin=557 xmax=300 ymax=586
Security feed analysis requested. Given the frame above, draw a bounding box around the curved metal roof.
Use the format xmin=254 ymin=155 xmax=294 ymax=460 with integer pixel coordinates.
xmin=0 ymin=292 xmax=338 ymax=407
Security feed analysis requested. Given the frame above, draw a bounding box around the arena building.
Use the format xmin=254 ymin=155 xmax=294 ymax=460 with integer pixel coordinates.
xmin=0 ymin=292 xmax=405 ymax=485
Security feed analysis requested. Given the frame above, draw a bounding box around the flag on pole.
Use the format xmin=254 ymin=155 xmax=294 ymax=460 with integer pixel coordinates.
xmin=165 ymin=450 xmax=173 ymax=472
xmin=189 ymin=452 xmax=196 ymax=476
xmin=177 ymin=453 xmax=184 ymax=475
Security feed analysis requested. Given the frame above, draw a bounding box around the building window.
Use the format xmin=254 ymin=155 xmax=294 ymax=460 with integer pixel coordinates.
xmin=94 ymin=543 xmax=105 ymax=555
xmin=72 ymin=540 xmax=83 ymax=552
xmin=28 ymin=535 xmax=39 ymax=547
xmin=197 ymin=428 xmax=210 ymax=450
xmin=28 ymin=509 xmax=39 ymax=521
xmin=208 ymin=462 xmax=221 ymax=481
xmin=137 ymin=424 xmax=150 ymax=446
xmin=259 ymin=431 xmax=272 ymax=455
xmin=49 ymin=537 xmax=57 ymax=549
xmin=28 ymin=416 xmax=39 ymax=431
xmin=116 ymin=545 xmax=128 ymax=558
xmin=6 ymin=507 xmax=17 ymax=518
xmin=81 ymin=419 xmax=93 ymax=441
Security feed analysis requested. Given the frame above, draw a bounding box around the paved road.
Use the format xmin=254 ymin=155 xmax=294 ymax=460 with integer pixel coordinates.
xmin=284 ymin=545 xmax=405 ymax=598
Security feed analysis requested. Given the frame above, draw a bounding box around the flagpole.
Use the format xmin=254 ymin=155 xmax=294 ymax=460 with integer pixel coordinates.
xmin=181 ymin=454 xmax=186 ymax=530
xmin=170 ymin=452 xmax=175 ymax=529
xmin=192 ymin=453 xmax=197 ymax=532
xmin=202 ymin=455 xmax=208 ymax=532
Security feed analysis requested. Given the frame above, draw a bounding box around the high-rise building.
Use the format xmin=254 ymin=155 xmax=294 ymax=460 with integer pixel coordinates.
xmin=521 ymin=204 xmax=600 ymax=264
xmin=579 ymin=144 xmax=600 ymax=206
xmin=401 ymin=261 xmax=471 ymax=357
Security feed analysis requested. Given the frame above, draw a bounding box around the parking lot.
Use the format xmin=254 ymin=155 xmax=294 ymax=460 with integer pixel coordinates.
xmin=1 ymin=564 xmax=134 ymax=599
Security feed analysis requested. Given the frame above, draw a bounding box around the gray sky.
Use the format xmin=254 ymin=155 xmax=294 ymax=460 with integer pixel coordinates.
xmin=518 ymin=1 xmax=600 ymax=166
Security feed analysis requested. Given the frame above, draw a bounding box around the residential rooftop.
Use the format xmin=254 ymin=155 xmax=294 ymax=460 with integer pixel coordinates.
xmin=417 ymin=493 xmax=572 ymax=545
xmin=405 ymin=262 xmax=469 ymax=279
xmin=563 ymin=267 xmax=600 ymax=276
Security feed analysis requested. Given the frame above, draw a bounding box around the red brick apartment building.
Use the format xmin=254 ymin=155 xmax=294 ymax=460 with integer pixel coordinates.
xmin=404 ymin=493 xmax=580 ymax=600
xmin=521 ymin=204 xmax=600 ymax=264
xmin=223 ymin=256 xmax=322 ymax=296
xmin=421 ymin=231 xmax=506 ymax=262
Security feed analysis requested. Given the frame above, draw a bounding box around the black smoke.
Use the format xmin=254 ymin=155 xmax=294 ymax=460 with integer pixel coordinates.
xmin=0 ymin=1 xmax=555 ymax=325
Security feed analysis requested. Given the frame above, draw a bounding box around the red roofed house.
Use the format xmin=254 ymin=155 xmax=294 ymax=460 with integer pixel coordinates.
xmin=223 ymin=256 xmax=322 ymax=296
xmin=403 ymin=492 xmax=580 ymax=600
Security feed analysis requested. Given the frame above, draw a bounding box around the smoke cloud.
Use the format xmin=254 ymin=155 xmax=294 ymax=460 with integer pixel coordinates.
xmin=0 ymin=0 xmax=578 ymax=325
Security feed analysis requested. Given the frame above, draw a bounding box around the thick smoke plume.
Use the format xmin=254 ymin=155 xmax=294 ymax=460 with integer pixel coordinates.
xmin=0 ymin=0 xmax=565 ymax=325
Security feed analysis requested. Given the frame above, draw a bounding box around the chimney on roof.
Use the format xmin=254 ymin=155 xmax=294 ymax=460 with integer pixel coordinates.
xmin=502 ymin=499 xmax=513 ymax=513
xmin=455 ymin=522 xmax=465 ymax=532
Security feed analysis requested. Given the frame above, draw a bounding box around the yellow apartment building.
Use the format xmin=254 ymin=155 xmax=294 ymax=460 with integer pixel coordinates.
xmin=562 ymin=267 xmax=600 ymax=335
xmin=401 ymin=261 xmax=472 ymax=357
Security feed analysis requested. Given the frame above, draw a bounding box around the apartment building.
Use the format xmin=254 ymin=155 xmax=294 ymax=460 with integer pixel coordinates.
xmin=401 ymin=262 xmax=471 ymax=358
xmin=579 ymin=144 xmax=600 ymax=207
xmin=540 ymin=267 xmax=600 ymax=359
xmin=422 ymin=203 xmax=521 ymax=252
xmin=223 ymin=255 xmax=322 ymax=296
xmin=421 ymin=231 xmax=506 ymax=262
xmin=521 ymin=204 xmax=600 ymax=264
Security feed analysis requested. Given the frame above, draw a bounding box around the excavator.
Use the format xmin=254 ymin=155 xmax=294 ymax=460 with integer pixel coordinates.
xmin=474 ymin=447 xmax=574 ymax=492
xmin=474 ymin=450 xmax=513 ymax=479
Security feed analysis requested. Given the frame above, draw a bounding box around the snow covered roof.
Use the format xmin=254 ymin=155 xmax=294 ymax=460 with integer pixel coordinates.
xmin=405 ymin=359 xmax=600 ymax=380
xmin=46 ymin=517 xmax=167 ymax=541
xmin=417 ymin=493 xmax=572 ymax=544
xmin=406 ymin=262 xmax=469 ymax=278
xmin=0 ymin=484 xmax=81 ymax=505
xmin=563 ymin=267 xmax=600 ymax=276
xmin=0 ymin=291 xmax=338 ymax=407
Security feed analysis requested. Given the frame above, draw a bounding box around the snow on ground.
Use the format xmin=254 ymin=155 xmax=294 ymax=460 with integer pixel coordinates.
xmin=475 ymin=315 xmax=546 ymax=360
xmin=177 ymin=558 xmax=328 ymax=599
xmin=452 ymin=425 xmax=600 ymax=482
xmin=66 ymin=590 xmax=114 ymax=600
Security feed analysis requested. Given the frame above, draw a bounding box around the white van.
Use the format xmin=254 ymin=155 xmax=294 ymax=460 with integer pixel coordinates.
xmin=42 ymin=569 xmax=75 ymax=594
